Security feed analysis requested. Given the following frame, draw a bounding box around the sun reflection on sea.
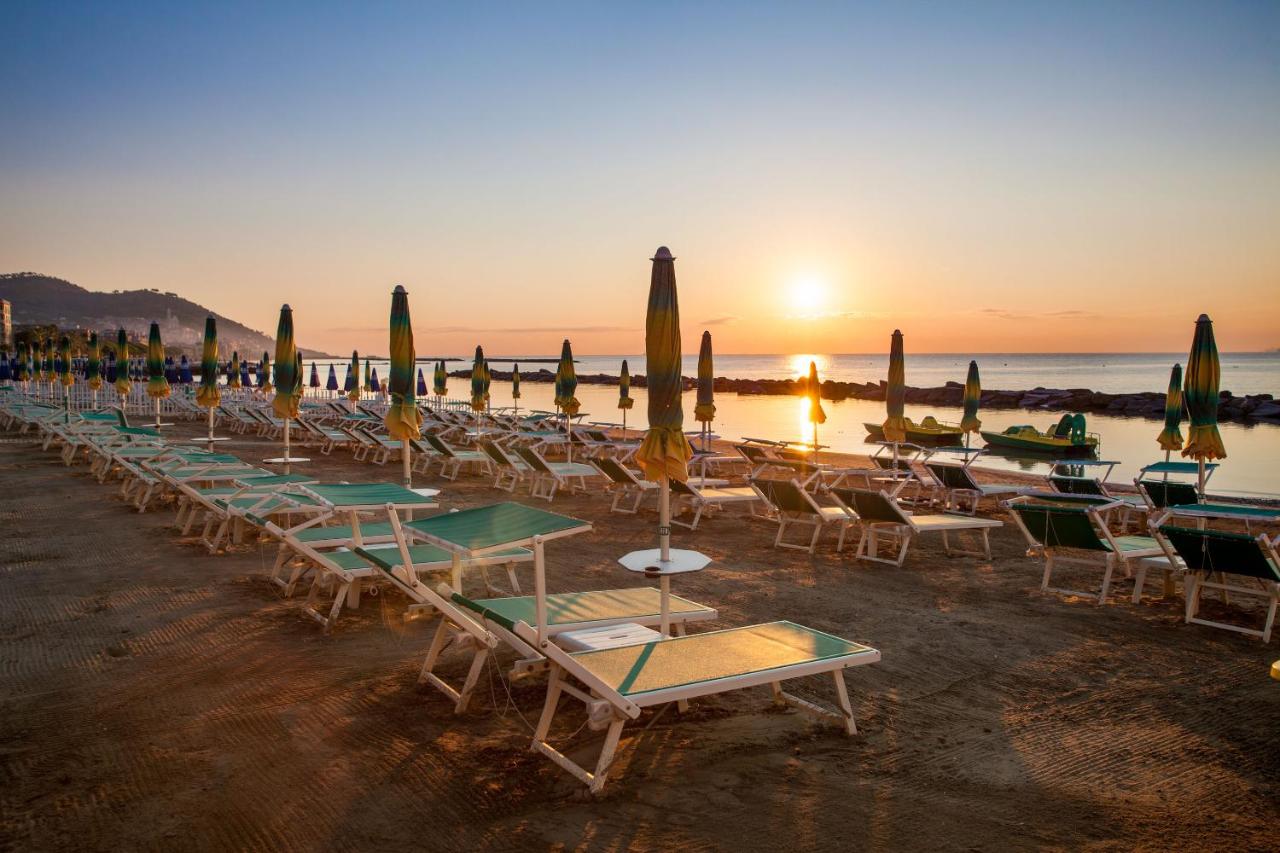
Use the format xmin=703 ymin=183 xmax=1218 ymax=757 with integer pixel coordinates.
xmin=787 ymin=353 xmax=828 ymax=379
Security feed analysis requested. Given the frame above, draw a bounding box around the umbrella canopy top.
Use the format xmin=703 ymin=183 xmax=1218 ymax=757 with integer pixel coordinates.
xmin=272 ymin=304 xmax=302 ymax=419
xmin=1157 ymin=363 xmax=1184 ymax=452
xmin=1182 ymin=314 xmax=1225 ymax=461
xmin=881 ymin=329 xmax=908 ymax=443
xmin=960 ymin=360 xmax=982 ymax=434
xmin=806 ymin=360 xmax=826 ymax=426
xmin=470 ymin=345 xmax=486 ymax=411
xmin=695 ymin=330 xmax=716 ymax=423
xmin=146 ymin=322 xmax=171 ymax=399
xmin=385 ymin=284 xmax=422 ymax=440
xmin=618 ymin=359 xmax=633 ymax=410
xmin=556 ymin=339 xmax=580 ymax=416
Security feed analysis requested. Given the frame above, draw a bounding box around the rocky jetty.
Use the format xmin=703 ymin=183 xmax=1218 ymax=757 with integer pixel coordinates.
xmin=451 ymin=369 xmax=1280 ymax=424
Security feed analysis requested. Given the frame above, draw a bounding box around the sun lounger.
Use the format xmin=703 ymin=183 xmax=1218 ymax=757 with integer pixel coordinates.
xmin=477 ymin=439 xmax=531 ymax=492
xmin=922 ymin=461 xmax=1022 ymax=515
xmin=751 ymin=478 xmax=854 ymax=553
xmin=1006 ymin=493 xmax=1164 ymax=604
xmin=1149 ymin=524 xmax=1280 ymax=642
xmin=831 ymin=487 xmax=1002 ymax=565
xmin=421 ymin=433 xmax=489 ymax=480
xmin=669 ymin=477 xmax=762 ymax=530
xmin=513 ymin=445 xmax=601 ymax=501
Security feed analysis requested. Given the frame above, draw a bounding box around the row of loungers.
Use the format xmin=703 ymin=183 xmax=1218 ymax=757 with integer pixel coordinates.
xmin=2 ymin=399 xmax=884 ymax=794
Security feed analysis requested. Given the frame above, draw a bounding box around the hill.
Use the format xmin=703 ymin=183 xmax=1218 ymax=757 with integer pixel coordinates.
xmin=0 ymin=273 xmax=331 ymax=357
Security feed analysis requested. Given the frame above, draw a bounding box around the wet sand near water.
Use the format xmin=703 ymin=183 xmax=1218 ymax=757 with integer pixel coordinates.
xmin=1 ymin=426 xmax=1277 ymax=852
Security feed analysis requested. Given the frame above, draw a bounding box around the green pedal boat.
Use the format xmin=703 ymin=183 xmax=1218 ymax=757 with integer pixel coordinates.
xmin=863 ymin=415 xmax=964 ymax=445
xmin=981 ymin=413 xmax=1099 ymax=456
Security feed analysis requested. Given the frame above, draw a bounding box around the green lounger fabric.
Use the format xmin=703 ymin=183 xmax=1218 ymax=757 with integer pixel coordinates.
xmin=403 ymin=502 xmax=589 ymax=551
xmin=293 ymin=521 xmax=396 ymax=543
xmin=305 ymin=483 xmax=435 ymax=507
xmin=1169 ymin=503 xmax=1280 ymax=521
xmin=572 ymin=621 xmax=876 ymax=697
xmin=354 ymin=544 xmax=529 ymax=571
xmin=457 ymin=587 xmax=712 ymax=630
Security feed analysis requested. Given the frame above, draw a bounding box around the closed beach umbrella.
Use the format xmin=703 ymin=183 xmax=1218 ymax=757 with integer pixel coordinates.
xmin=633 ymin=246 xmax=694 ymax=628
xmin=433 ymin=359 xmax=447 ymax=398
xmin=146 ymin=322 xmax=169 ymax=400
xmin=553 ymin=363 xmax=563 ymax=413
xmin=469 ymin=345 xmax=486 ymax=411
xmin=86 ymin=333 xmax=102 ymax=392
xmin=635 ymin=246 xmax=692 ymax=484
xmin=416 ymin=366 xmax=427 ymax=397
xmin=240 ymin=358 xmax=253 ymax=388
xmin=327 ymin=364 xmax=339 ymax=393
xmin=41 ymin=338 xmax=52 ymax=384
xmin=309 ymin=361 xmax=320 ymax=390
xmin=58 ymin=335 xmax=73 ymax=387
xmin=556 ymin=339 xmax=580 ymax=416
xmin=1156 ymin=363 xmax=1184 ymax=453
xmin=103 ymin=353 xmax=114 ymax=385
xmin=227 ymin=351 xmax=241 ymax=389
xmin=618 ymin=359 xmax=633 ymax=436
xmin=164 ymin=356 xmax=177 ymax=385
xmin=960 ymin=360 xmax=982 ymax=446
xmin=385 ymin=284 xmax=421 ymax=485
xmin=882 ymin=329 xmax=908 ymax=443
xmin=178 ymin=355 xmax=193 ymax=385
xmin=363 ymin=358 xmax=373 ymax=393
xmin=807 ymin=360 xmax=826 ymax=455
xmin=695 ymin=331 xmax=715 ymax=450
xmin=346 ymin=350 xmax=359 ymax=401
xmin=113 ymin=333 xmax=130 ymax=399
xmin=1181 ymin=314 xmax=1225 ymax=496
xmin=511 ymin=362 xmax=521 ymax=400
xmin=17 ymin=343 xmax=30 ymax=383
xmin=370 ymin=367 xmax=381 ymax=396
xmin=272 ymin=304 xmax=302 ymax=467
xmin=196 ymin=318 xmax=221 ymax=410
xmin=259 ymin=351 xmax=273 ymax=394
xmin=483 ymin=359 xmax=492 ymax=404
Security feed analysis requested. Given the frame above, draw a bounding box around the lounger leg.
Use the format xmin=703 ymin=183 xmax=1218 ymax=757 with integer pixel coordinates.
xmin=532 ymin=666 xmax=565 ymax=744
xmin=832 ymin=670 xmax=857 ymax=735
xmin=1261 ymin=588 xmax=1277 ymax=644
xmin=590 ymin=720 xmax=626 ymax=794
xmin=504 ymin=562 xmax=522 ymax=595
xmin=419 ymin=619 xmax=452 ymax=684
xmin=454 ymin=647 xmax=490 ymax=713
xmin=1041 ymin=554 xmax=1055 ymax=593
xmin=981 ymin=529 xmax=991 ymax=560
xmin=896 ymin=533 xmax=911 ymax=568
xmin=1185 ymin=574 xmax=1201 ymax=623
xmin=1099 ymin=556 xmax=1115 ymax=605
xmin=1131 ymin=563 xmax=1148 ymax=605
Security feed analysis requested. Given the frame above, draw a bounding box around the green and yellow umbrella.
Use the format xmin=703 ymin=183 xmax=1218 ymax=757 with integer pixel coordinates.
xmin=363 ymin=358 xmax=373 ymax=394
xmin=553 ymin=363 xmax=563 ymax=412
xmin=1182 ymin=314 xmax=1225 ymax=495
xmin=384 ymin=284 xmax=422 ymax=441
xmin=619 ymin=360 xmax=633 ymax=410
xmin=635 ymin=246 xmax=693 ymax=484
xmin=115 ymin=329 xmax=131 ymax=396
xmin=469 ymin=345 xmax=486 ymax=411
xmin=695 ymin=331 xmax=715 ymax=424
xmin=433 ymin=359 xmax=447 ymax=398
xmin=1156 ymin=363 xmax=1184 ymax=453
xmin=57 ymin=336 xmax=73 ymax=388
xmin=40 ymin=338 xmax=52 ymax=383
xmin=807 ymin=360 xmax=827 ymax=459
xmin=86 ymin=332 xmax=102 ymax=392
xmin=556 ymin=339 xmax=580 ymax=416
xmin=272 ymin=304 xmax=301 ymax=420
xmin=346 ymin=350 xmax=360 ymax=401
xmin=196 ymin=317 xmax=220 ymax=409
xmin=881 ymin=329 xmax=908 ymax=443
xmin=146 ymin=322 xmax=170 ymax=399
xmin=259 ymin=351 xmax=273 ymax=394
xmin=960 ymin=359 xmax=982 ymax=444
xmin=16 ymin=342 xmax=30 ymax=382
xmin=227 ymin=351 xmax=241 ymax=389
xmin=511 ymin=362 xmax=520 ymax=400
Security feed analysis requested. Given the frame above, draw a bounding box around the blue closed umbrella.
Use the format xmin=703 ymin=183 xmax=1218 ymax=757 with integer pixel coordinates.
xmin=179 ymin=355 xmax=193 ymax=384
xmin=326 ymin=364 xmax=338 ymax=391
xmin=416 ymin=367 xmax=427 ymax=396
xmin=309 ymin=362 xmax=320 ymax=389
xmin=369 ymin=367 xmax=381 ymax=395
xmin=240 ymin=360 xmax=253 ymax=387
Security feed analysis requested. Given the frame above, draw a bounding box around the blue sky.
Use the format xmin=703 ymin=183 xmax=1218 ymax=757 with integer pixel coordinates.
xmin=2 ymin=1 xmax=1277 ymax=353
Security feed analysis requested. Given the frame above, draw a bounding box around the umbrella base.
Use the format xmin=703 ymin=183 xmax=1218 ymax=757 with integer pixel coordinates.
xmin=263 ymin=456 xmax=310 ymax=464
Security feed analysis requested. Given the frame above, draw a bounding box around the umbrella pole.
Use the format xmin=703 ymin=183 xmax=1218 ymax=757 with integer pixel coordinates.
xmin=659 ymin=474 xmax=671 ymax=636
xmin=1198 ymin=458 xmax=1206 ymax=501
xmin=402 ymin=439 xmax=411 ymax=489
xmin=284 ymin=419 xmax=291 ymax=475
xmin=621 ymin=408 xmax=626 ymax=440
xmin=154 ymin=398 xmax=160 ymax=429
xmin=208 ymin=407 xmax=215 ymax=444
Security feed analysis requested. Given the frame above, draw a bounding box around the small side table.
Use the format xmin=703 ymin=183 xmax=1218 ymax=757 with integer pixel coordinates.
xmin=618 ymin=548 xmax=712 ymax=636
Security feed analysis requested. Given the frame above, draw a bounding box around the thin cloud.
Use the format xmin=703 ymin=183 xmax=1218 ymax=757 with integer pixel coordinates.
xmin=698 ymin=315 xmax=738 ymax=326
xmin=978 ymin=308 xmax=1101 ymax=321
xmin=322 ymin=324 xmax=633 ymax=335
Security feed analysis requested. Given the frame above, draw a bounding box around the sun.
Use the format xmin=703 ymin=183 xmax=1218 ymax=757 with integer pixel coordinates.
xmin=789 ymin=276 xmax=826 ymax=314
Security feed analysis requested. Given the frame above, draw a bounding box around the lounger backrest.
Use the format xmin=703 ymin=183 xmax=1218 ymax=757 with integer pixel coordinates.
xmin=926 ymin=462 xmax=974 ymax=491
xmin=736 ymin=444 xmax=769 ymax=464
xmin=593 ymin=456 xmax=634 ymax=485
xmin=835 ymin=488 xmax=909 ymax=525
xmin=753 ymin=478 xmax=815 ymax=516
xmin=514 ymin=446 xmax=553 ymax=475
xmin=1158 ymin=526 xmax=1280 ymax=582
xmin=873 ymin=455 xmax=912 ymax=472
xmin=423 ymin=433 xmax=453 ymax=456
xmin=478 ymin=440 xmax=512 ymax=467
xmin=1010 ymin=502 xmax=1107 ymax=551
xmin=1137 ymin=480 xmax=1199 ymax=509
xmin=668 ymin=478 xmax=698 ymax=498
xmin=1049 ymin=475 xmax=1105 ymax=496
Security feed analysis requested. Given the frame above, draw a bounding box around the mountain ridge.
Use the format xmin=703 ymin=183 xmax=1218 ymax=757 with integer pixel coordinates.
xmin=0 ymin=273 xmax=331 ymax=357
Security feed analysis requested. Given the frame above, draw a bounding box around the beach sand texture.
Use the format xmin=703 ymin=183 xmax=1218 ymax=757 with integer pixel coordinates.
xmin=1 ymin=426 xmax=1277 ymax=852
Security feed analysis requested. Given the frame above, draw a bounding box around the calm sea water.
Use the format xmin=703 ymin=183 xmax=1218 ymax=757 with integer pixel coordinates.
xmin=304 ymin=352 xmax=1279 ymax=497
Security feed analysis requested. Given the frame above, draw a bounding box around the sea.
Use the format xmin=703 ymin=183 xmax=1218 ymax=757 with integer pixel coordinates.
xmin=304 ymin=352 xmax=1280 ymax=498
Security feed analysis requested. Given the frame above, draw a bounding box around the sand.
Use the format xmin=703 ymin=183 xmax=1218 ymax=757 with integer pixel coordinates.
xmin=1 ymin=424 xmax=1277 ymax=852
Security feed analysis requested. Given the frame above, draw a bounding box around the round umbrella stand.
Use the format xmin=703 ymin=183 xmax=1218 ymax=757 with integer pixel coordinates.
xmin=617 ymin=548 xmax=711 ymax=637
xmin=263 ymin=454 xmax=311 ymax=465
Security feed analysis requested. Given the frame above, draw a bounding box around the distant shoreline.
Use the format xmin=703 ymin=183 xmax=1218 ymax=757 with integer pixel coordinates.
xmin=446 ymin=367 xmax=1280 ymax=425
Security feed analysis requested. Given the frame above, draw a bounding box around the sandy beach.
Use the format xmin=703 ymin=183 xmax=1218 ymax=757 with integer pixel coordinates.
xmin=1 ymin=422 xmax=1276 ymax=853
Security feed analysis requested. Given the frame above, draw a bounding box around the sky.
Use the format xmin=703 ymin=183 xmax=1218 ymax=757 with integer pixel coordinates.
xmin=1 ymin=1 xmax=1277 ymax=356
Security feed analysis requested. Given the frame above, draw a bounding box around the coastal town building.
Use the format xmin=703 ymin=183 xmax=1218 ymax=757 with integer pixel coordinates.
xmin=1 ymin=299 xmax=12 ymax=347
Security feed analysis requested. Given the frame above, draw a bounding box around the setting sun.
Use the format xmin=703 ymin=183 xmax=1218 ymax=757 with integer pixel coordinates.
xmin=788 ymin=276 xmax=827 ymax=314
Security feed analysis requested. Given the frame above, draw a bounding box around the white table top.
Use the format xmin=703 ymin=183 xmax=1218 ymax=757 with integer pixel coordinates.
xmin=618 ymin=548 xmax=712 ymax=576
